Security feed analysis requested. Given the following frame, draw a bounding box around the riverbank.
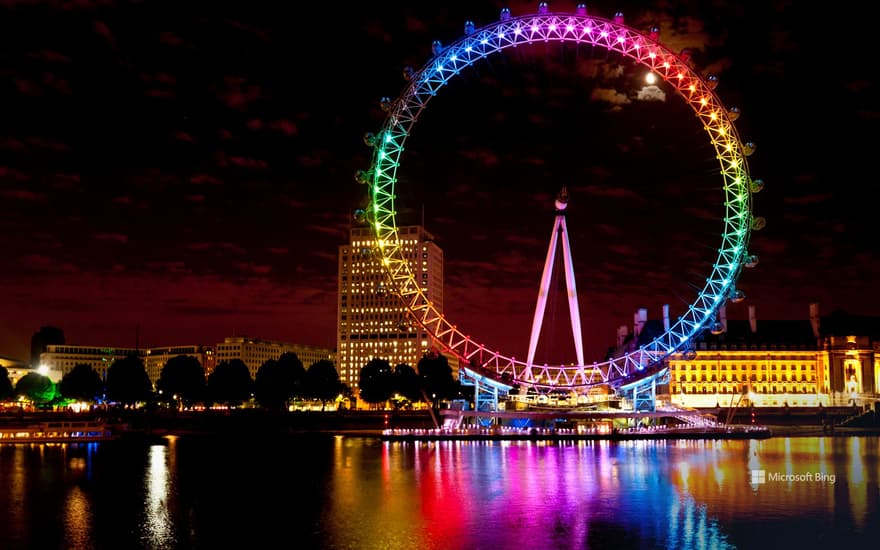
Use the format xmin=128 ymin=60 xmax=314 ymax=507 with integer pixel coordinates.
xmin=4 ymin=409 xmax=879 ymax=440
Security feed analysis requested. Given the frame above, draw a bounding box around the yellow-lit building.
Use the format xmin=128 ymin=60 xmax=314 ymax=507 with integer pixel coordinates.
xmin=40 ymin=344 xmax=213 ymax=387
xmin=214 ymin=336 xmax=334 ymax=380
xmin=2 ymin=355 xmax=62 ymax=385
xmin=661 ymin=307 xmax=880 ymax=408
xmin=336 ymin=225 xmax=444 ymax=393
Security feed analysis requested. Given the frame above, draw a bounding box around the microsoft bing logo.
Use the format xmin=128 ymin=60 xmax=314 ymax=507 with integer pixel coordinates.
xmin=750 ymin=469 xmax=766 ymax=484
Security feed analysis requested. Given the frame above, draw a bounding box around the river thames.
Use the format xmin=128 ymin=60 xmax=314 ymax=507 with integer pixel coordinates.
xmin=1 ymin=434 xmax=877 ymax=549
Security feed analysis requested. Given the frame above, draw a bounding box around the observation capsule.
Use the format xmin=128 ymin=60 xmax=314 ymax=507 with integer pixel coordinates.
xmin=710 ymin=322 xmax=725 ymax=335
xmin=648 ymin=25 xmax=660 ymax=41
xmin=363 ymin=132 xmax=377 ymax=147
xmin=576 ymin=4 xmax=587 ymax=16
xmin=742 ymin=141 xmax=756 ymax=156
xmin=380 ymin=96 xmax=392 ymax=112
xmin=613 ymin=11 xmax=624 ymax=24
xmin=464 ymin=20 xmax=475 ymax=35
xmin=679 ymin=48 xmax=692 ymax=63
xmin=354 ymin=169 xmax=371 ymax=185
xmin=727 ymin=106 xmax=741 ymax=121
xmin=744 ymin=254 xmax=759 ymax=268
xmin=750 ymin=178 xmax=764 ymax=193
xmin=500 ymin=7 xmax=511 ymax=21
xmin=683 ymin=349 xmax=698 ymax=361
xmin=707 ymin=74 xmax=719 ymax=90
xmin=353 ymin=209 xmax=366 ymax=223
xmin=751 ymin=216 xmax=766 ymax=231
xmin=730 ymin=289 xmax=746 ymax=303
xmin=538 ymin=2 xmax=549 ymax=15
xmin=402 ymin=66 xmax=414 ymax=81
xmin=397 ymin=319 xmax=410 ymax=331
xmin=432 ymin=40 xmax=443 ymax=56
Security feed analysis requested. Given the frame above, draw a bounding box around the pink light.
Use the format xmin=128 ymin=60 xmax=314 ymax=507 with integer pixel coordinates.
xmin=584 ymin=26 xmax=593 ymax=34
xmin=566 ymin=25 xmax=573 ymax=32
xmin=531 ymin=25 xmax=539 ymax=33
xmin=600 ymin=31 xmax=608 ymax=38
xmin=549 ymin=24 xmax=557 ymax=31
xmin=617 ymin=35 xmax=625 ymax=43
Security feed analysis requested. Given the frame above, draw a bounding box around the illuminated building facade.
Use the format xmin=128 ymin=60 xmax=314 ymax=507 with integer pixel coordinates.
xmin=336 ymin=225 xmax=444 ymax=393
xmin=40 ymin=344 xmax=213 ymax=386
xmin=214 ymin=336 xmax=334 ymax=380
xmin=659 ymin=305 xmax=880 ymax=408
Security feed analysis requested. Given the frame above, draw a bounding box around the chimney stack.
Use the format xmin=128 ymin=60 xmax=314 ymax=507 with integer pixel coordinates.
xmin=617 ymin=325 xmax=628 ymax=347
xmin=720 ymin=306 xmax=728 ymax=333
xmin=634 ymin=308 xmax=647 ymax=337
xmin=748 ymin=305 xmax=757 ymax=333
xmin=809 ymin=302 xmax=820 ymax=338
xmin=663 ymin=304 xmax=670 ymax=331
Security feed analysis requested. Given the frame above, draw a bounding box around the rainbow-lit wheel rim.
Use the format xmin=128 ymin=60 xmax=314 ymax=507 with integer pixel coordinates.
xmin=364 ymin=8 xmax=757 ymax=390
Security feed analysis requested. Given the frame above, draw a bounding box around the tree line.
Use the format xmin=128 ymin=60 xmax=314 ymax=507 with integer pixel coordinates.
xmin=0 ymin=349 xmax=467 ymax=411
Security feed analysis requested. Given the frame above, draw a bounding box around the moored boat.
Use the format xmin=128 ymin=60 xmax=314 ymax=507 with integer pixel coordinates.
xmin=0 ymin=419 xmax=117 ymax=443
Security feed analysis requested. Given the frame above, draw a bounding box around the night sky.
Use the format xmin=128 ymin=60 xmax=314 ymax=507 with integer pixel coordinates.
xmin=1 ymin=1 xmax=876 ymax=365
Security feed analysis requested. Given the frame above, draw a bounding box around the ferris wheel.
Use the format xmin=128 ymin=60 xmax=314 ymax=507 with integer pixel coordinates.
xmin=358 ymin=3 xmax=763 ymax=391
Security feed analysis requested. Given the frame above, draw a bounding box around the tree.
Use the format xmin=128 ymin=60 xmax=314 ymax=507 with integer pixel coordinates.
xmin=208 ymin=359 xmax=253 ymax=407
xmin=417 ymin=350 xmax=455 ymax=409
xmin=60 ymin=363 xmax=104 ymax=403
xmin=393 ymin=363 xmax=422 ymax=404
xmin=30 ymin=325 xmax=64 ymax=368
xmin=277 ymin=352 xmax=306 ymax=398
xmin=106 ymin=355 xmax=152 ymax=406
xmin=304 ymin=359 xmax=342 ymax=411
xmin=358 ymin=358 xmax=394 ymax=407
xmin=251 ymin=353 xmax=305 ymax=410
xmin=157 ymin=355 xmax=206 ymax=408
xmin=15 ymin=372 xmax=57 ymax=404
xmin=0 ymin=367 xmax=13 ymax=401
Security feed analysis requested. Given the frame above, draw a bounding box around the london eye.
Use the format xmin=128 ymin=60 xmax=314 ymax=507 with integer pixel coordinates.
xmin=358 ymin=3 xmax=761 ymax=394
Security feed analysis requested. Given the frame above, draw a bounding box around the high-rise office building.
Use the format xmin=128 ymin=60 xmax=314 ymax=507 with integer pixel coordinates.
xmin=336 ymin=225 xmax=444 ymax=394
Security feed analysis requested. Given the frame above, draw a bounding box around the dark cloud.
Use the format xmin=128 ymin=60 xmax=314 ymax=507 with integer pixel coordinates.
xmin=0 ymin=0 xmax=873 ymax=365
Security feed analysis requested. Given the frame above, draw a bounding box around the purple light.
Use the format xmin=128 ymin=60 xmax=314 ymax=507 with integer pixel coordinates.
xmin=549 ymin=24 xmax=557 ymax=31
xmin=531 ymin=25 xmax=539 ymax=33
xmin=566 ymin=25 xmax=574 ymax=32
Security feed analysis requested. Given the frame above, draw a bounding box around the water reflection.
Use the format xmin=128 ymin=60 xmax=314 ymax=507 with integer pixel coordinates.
xmin=1 ymin=435 xmax=878 ymax=548
xmin=64 ymin=485 xmax=93 ymax=548
xmin=318 ymin=437 xmax=879 ymax=549
xmin=143 ymin=439 xmax=174 ymax=547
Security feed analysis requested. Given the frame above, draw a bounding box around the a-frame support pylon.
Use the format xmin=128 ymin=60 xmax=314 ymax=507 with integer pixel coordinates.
xmin=526 ymin=187 xmax=585 ymax=371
